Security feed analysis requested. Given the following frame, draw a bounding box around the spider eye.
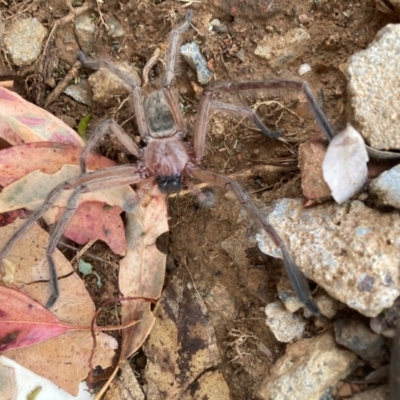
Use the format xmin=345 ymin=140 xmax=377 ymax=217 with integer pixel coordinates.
xmin=156 ymin=175 xmax=182 ymax=193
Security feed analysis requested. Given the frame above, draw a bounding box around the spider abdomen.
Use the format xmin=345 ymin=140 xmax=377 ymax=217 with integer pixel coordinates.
xmin=145 ymin=90 xmax=177 ymax=138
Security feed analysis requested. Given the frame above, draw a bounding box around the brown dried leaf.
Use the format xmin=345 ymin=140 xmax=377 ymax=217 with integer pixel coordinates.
xmin=0 ymin=144 xmax=135 ymax=254
xmin=0 ymin=142 xmax=116 ymax=187
xmin=0 ymin=220 xmax=117 ymax=396
xmin=0 ymin=88 xmax=83 ymax=147
xmin=143 ymin=267 xmax=230 ymax=399
xmin=119 ymin=187 xmax=168 ymax=358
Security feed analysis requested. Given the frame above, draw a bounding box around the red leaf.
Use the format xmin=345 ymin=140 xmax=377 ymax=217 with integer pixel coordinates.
xmin=0 ymin=286 xmax=79 ymax=351
xmin=61 ymin=201 xmax=127 ymax=255
xmin=0 ymin=87 xmax=84 ymax=146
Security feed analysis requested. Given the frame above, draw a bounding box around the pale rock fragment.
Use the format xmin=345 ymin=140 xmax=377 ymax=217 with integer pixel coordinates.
xmin=256 ymin=198 xmax=400 ymax=317
xmin=257 ymin=333 xmax=358 ymax=400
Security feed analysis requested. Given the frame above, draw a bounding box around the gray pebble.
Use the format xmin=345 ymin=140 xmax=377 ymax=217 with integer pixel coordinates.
xmin=4 ymin=18 xmax=47 ymax=66
xmin=180 ymin=42 xmax=213 ymax=85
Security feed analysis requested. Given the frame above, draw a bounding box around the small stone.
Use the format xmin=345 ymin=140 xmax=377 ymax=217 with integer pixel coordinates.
xmin=298 ymin=14 xmax=311 ymax=25
xmin=298 ymin=133 xmax=331 ymax=201
xmin=64 ymin=79 xmax=93 ymax=107
xmin=88 ymin=61 xmax=141 ymax=107
xmin=210 ymin=19 xmax=221 ymax=27
xmin=254 ymin=28 xmax=311 ymax=68
xmin=314 ymin=290 xmax=338 ymax=319
xmin=265 ymin=301 xmax=305 ymax=342
xmin=107 ymin=16 xmax=126 ymax=38
xmin=74 ymin=13 xmax=96 ymax=53
xmin=224 ymin=191 xmax=237 ymax=203
xmin=337 ymin=381 xmax=352 ymax=397
xmin=180 ymin=42 xmax=213 ymax=85
xmin=298 ymin=63 xmax=312 ymax=76
xmin=369 ymin=164 xmax=400 ymax=209
xmin=277 ymin=274 xmax=303 ymax=313
xmin=348 ymin=385 xmax=389 ymax=400
xmin=4 ymin=18 xmax=47 ymax=66
xmin=55 ymin=26 xmax=80 ymax=64
xmin=334 ymin=317 xmax=387 ymax=362
xmin=257 ymin=332 xmax=358 ymax=400
xmin=346 ymin=24 xmax=400 ymax=150
xmin=235 ymin=49 xmax=246 ymax=62
xmin=203 ymin=285 xmax=237 ymax=326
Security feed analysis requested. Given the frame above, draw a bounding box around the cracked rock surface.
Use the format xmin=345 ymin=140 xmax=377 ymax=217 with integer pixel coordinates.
xmin=257 ymin=198 xmax=400 ymax=317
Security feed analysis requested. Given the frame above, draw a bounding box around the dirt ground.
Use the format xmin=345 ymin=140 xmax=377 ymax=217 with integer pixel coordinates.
xmin=1 ymin=0 xmax=397 ymax=398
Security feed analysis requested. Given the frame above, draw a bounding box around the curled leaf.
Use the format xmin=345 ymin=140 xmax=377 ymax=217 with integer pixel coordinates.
xmin=322 ymin=124 xmax=369 ymax=204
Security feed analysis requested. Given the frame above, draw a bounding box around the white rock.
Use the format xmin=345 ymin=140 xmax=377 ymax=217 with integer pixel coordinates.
xmin=322 ymin=124 xmax=368 ymax=204
xmin=88 ymin=61 xmax=141 ymax=107
xmin=298 ymin=63 xmax=312 ymax=76
xmin=256 ymin=198 xmax=400 ymax=317
xmin=369 ymin=164 xmax=400 ymax=209
xmin=265 ymin=301 xmax=305 ymax=342
xmin=346 ymin=24 xmax=400 ymax=150
xmin=4 ymin=18 xmax=47 ymax=66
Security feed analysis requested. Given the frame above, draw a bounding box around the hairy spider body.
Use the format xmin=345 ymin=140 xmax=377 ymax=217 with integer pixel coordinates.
xmin=144 ymin=136 xmax=189 ymax=193
xmin=0 ymin=11 xmax=336 ymax=314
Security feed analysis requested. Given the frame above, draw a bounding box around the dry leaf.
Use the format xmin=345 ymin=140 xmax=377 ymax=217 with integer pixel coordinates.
xmin=103 ymin=358 xmax=145 ymax=400
xmin=0 ymin=220 xmax=117 ymax=396
xmin=0 ymin=286 xmax=81 ymax=351
xmin=119 ymin=187 xmax=168 ymax=358
xmin=143 ymin=267 xmax=230 ymax=399
xmin=0 ymin=142 xmax=116 ymax=187
xmin=0 ymin=356 xmax=93 ymax=400
xmin=0 ymin=87 xmax=83 ymax=147
xmin=322 ymin=124 xmax=369 ymax=204
xmin=0 ymin=144 xmax=136 ymax=254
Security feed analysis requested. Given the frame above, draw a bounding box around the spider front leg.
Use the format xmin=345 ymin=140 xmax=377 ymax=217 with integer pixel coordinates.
xmin=0 ymin=165 xmax=146 ymax=308
xmin=189 ymin=168 xmax=320 ymax=315
xmin=193 ymin=79 xmax=335 ymax=163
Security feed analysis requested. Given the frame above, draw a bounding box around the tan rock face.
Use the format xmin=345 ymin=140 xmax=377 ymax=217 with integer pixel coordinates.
xmin=346 ymin=24 xmax=400 ymax=150
xmin=4 ymin=18 xmax=47 ymax=66
xmin=257 ymin=199 xmax=400 ymax=317
xmin=257 ymin=332 xmax=358 ymax=400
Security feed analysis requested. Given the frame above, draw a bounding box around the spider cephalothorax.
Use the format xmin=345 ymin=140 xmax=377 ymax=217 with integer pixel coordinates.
xmin=0 ymin=11 xmax=336 ymax=314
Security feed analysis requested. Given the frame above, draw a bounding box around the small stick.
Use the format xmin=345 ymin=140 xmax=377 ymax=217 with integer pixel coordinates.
xmin=44 ymin=60 xmax=82 ymax=108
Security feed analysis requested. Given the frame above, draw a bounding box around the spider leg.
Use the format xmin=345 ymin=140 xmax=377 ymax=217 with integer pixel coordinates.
xmin=188 ymin=168 xmax=320 ymax=315
xmin=210 ymin=80 xmax=335 ymax=140
xmin=78 ymin=51 xmax=151 ymax=141
xmin=211 ymin=101 xmax=282 ymax=138
xmin=0 ymin=164 xmax=147 ymax=308
xmin=193 ymin=79 xmax=335 ymax=163
xmin=80 ymin=119 xmax=141 ymax=173
xmin=162 ymin=10 xmax=193 ymax=133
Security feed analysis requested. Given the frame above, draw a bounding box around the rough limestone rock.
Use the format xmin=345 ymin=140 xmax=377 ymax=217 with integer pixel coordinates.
xmin=369 ymin=164 xmax=400 ymax=209
xmin=256 ymin=199 xmax=400 ymax=317
xmin=4 ymin=18 xmax=47 ymax=66
xmin=265 ymin=301 xmax=305 ymax=343
xmin=257 ymin=332 xmax=358 ymax=400
xmin=88 ymin=62 xmax=141 ymax=107
xmin=346 ymin=24 xmax=400 ymax=150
